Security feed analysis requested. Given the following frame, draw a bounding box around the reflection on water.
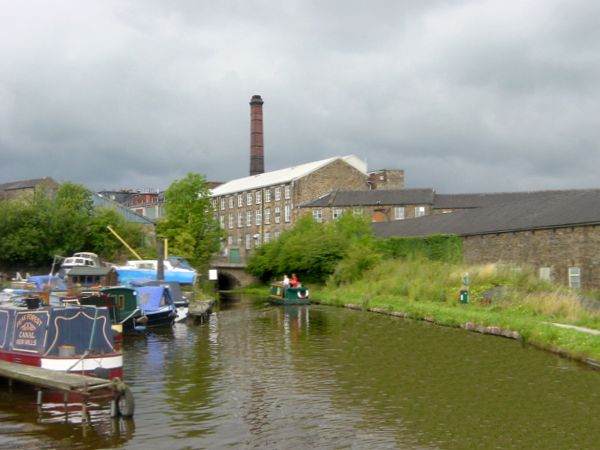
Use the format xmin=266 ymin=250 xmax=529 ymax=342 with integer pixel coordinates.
xmin=1 ymin=292 xmax=599 ymax=449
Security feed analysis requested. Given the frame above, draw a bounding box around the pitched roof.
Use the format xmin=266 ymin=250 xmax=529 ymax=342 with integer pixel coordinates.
xmin=432 ymin=190 xmax=587 ymax=209
xmin=210 ymin=155 xmax=367 ymax=197
xmin=0 ymin=177 xmax=58 ymax=191
xmin=301 ymin=189 xmax=435 ymax=207
xmin=373 ymin=189 xmax=600 ymax=238
xmin=92 ymin=193 xmax=155 ymax=225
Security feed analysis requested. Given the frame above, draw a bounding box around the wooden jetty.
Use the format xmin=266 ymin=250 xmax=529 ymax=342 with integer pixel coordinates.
xmin=0 ymin=360 xmax=134 ymax=419
xmin=187 ymin=300 xmax=215 ymax=324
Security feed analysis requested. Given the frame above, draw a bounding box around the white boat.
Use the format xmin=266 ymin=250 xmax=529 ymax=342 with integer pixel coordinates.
xmin=113 ymin=259 xmax=197 ymax=285
xmin=61 ymin=252 xmax=102 ymax=268
xmin=57 ymin=252 xmax=114 ymax=286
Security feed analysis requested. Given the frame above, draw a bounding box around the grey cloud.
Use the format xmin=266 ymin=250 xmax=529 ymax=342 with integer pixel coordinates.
xmin=1 ymin=0 xmax=599 ymax=194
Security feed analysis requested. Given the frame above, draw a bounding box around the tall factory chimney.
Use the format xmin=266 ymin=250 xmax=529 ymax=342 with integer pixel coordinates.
xmin=249 ymin=94 xmax=264 ymax=176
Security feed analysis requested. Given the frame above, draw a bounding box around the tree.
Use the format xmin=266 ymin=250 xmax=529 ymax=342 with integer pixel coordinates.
xmin=156 ymin=173 xmax=224 ymax=269
xmin=247 ymin=213 xmax=381 ymax=284
xmin=39 ymin=182 xmax=94 ymax=258
xmin=0 ymin=182 xmax=149 ymax=269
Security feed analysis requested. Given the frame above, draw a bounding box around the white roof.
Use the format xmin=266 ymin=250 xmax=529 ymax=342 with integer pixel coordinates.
xmin=210 ymin=155 xmax=367 ymax=197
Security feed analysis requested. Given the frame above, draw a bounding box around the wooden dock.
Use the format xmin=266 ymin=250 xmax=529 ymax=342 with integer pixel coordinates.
xmin=0 ymin=360 xmax=134 ymax=419
xmin=187 ymin=300 xmax=215 ymax=324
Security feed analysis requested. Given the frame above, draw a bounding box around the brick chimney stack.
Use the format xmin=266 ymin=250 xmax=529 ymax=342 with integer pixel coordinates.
xmin=249 ymin=94 xmax=264 ymax=176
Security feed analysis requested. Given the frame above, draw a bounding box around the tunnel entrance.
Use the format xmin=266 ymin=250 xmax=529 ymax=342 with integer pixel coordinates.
xmin=216 ymin=271 xmax=242 ymax=290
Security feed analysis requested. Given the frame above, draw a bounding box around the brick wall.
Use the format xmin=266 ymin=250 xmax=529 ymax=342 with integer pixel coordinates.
xmin=463 ymin=225 xmax=600 ymax=289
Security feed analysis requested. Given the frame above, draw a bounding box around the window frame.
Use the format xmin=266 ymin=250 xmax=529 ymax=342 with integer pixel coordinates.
xmin=568 ymin=267 xmax=581 ymax=289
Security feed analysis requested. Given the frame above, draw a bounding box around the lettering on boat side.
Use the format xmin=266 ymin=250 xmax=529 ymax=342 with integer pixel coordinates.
xmin=13 ymin=312 xmax=49 ymax=353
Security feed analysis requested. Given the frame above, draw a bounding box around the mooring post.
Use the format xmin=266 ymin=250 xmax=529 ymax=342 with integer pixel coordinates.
xmin=157 ymin=238 xmax=165 ymax=281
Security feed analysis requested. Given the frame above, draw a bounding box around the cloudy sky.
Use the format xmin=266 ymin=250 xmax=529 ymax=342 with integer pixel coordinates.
xmin=1 ymin=0 xmax=599 ymax=193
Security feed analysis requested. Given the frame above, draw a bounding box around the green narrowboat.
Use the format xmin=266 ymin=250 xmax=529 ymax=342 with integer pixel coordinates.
xmin=87 ymin=286 xmax=144 ymax=330
xmin=269 ymin=282 xmax=310 ymax=305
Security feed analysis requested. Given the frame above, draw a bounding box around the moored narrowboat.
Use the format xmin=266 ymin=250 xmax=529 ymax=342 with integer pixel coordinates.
xmin=269 ymin=282 xmax=310 ymax=305
xmin=0 ymin=299 xmax=123 ymax=380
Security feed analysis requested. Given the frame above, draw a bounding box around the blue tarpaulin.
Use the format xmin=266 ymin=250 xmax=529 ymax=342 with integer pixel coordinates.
xmin=135 ymin=286 xmax=173 ymax=313
xmin=27 ymin=275 xmax=67 ymax=290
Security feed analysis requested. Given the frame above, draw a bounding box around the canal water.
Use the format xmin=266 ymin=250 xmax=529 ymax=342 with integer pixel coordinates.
xmin=1 ymin=293 xmax=600 ymax=449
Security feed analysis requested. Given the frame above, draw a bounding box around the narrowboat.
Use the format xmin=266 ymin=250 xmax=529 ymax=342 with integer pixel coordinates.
xmin=135 ymin=285 xmax=179 ymax=328
xmin=94 ymin=286 xmax=180 ymax=331
xmin=79 ymin=287 xmax=144 ymax=331
xmin=268 ymin=282 xmax=310 ymax=305
xmin=128 ymin=280 xmax=189 ymax=322
xmin=0 ymin=299 xmax=124 ymax=380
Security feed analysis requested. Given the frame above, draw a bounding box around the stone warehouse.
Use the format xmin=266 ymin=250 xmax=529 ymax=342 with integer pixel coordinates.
xmin=372 ymin=189 xmax=600 ymax=290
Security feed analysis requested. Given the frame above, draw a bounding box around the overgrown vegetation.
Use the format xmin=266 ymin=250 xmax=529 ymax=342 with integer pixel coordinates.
xmin=376 ymin=234 xmax=463 ymax=263
xmin=0 ymin=183 xmax=147 ymax=269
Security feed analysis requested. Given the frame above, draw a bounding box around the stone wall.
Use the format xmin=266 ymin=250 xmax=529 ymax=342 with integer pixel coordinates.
xmin=368 ymin=169 xmax=405 ymax=190
xmin=463 ymin=225 xmax=600 ymax=289
xmin=294 ymin=159 xmax=367 ymax=207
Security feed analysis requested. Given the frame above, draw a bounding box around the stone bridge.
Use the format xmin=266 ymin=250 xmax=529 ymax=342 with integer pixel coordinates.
xmin=209 ymin=261 xmax=258 ymax=290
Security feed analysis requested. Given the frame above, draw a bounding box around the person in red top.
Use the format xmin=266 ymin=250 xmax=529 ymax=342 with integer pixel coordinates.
xmin=290 ymin=273 xmax=299 ymax=288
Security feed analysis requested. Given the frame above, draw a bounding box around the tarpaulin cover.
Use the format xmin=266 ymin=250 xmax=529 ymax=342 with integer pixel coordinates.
xmin=26 ymin=275 xmax=67 ymax=290
xmin=135 ymin=286 xmax=173 ymax=313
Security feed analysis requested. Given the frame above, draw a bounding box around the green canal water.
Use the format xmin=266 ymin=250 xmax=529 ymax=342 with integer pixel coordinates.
xmin=1 ymin=293 xmax=599 ymax=449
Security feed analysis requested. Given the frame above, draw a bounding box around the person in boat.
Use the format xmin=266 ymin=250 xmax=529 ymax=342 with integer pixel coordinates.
xmin=283 ymin=274 xmax=290 ymax=290
xmin=290 ymin=273 xmax=299 ymax=288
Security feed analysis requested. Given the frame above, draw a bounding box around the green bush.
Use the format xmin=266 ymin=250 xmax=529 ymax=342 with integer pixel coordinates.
xmin=247 ymin=214 xmax=377 ymax=283
xmin=376 ymin=234 xmax=463 ymax=263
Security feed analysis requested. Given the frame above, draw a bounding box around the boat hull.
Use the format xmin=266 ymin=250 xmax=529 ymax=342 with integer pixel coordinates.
xmin=116 ymin=268 xmax=196 ymax=285
xmin=135 ymin=308 xmax=177 ymax=329
xmin=0 ymin=350 xmax=124 ymax=380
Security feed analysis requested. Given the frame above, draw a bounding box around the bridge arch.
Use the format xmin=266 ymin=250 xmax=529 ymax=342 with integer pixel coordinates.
xmin=211 ymin=264 xmax=259 ymax=290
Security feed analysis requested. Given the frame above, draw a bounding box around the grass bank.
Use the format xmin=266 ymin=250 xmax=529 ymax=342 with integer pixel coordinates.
xmin=237 ymin=258 xmax=600 ymax=366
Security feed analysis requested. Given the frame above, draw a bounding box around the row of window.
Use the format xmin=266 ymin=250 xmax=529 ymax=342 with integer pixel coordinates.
xmin=540 ymin=266 xmax=582 ymax=289
xmin=218 ymin=205 xmax=292 ymax=228
xmin=395 ymin=206 xmax=426 ymax=220
xmin=313 ymin=207 xmax=353 ymax=223
xmin=226 ymin=230 xmax=282 ymax=250
xmin=214 ymin=184 xmax=291 ymax=211
xmin=310 ymin=205 xmax=428 ymax=223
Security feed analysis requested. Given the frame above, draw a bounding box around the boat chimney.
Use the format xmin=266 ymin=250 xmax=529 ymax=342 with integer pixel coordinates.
xmin=249 ymin=94 xmax=264 ymax=176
